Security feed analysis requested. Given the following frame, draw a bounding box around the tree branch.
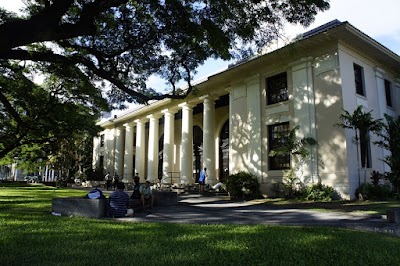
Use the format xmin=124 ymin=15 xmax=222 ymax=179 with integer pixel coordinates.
xmin=0 ymin=48 xmax=190 ymax=102
xmin=0 ymin=0 xmax=129 ymax=51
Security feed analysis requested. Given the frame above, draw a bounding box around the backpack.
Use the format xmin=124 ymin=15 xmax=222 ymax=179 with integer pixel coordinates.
xmin=85 ymin=188 xmax=105 ymax=199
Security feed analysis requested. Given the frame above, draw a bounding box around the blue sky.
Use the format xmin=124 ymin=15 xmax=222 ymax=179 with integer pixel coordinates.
xmin=2 ymin=0 xmax=399 ymax=112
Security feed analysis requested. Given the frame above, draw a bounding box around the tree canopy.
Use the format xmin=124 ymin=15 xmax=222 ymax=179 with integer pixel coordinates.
xmin=0 ymin=0 xmax=330 ymax=159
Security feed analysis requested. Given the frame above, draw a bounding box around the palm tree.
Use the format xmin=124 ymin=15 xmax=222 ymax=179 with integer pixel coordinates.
xmin=375 ymin=114 xmax=400 ymax=198
xmin=337 ymin=106 xmax=383 ymax=187
xmin=269 ymin=125 xmax=317 ymax=197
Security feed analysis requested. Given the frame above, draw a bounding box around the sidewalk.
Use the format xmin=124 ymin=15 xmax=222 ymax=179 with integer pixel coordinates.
xmin=113 ymin=193 xmax=400 ymax=238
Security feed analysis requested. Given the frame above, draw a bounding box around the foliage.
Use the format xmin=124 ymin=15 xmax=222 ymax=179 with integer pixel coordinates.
xmin=0 ymin=1 xmax=329 ymax=159
xmin=85 ymin=168 xmax=104 ymax=181
xmin=356 ymin=171 xmax=394 ymax=200
xmin=280 ymin=170 xmax=304 ymax=199
xmin=356 ymin=183 xmax=393 ymax=201
xmin=225 ymin=171 xmax=262 ymax=200
xmin=336 ymin=106 xmax=383 ymax=184
xmin=374 ymin=114 xmax=400 ymax=198
xmin=1 ymin=185 xmax=400 ymax=265
xmin=0 ymin=65 xmax=107 ymax=159
xmin=302 ymin=183 xmax=334 ymax=201
xmin=268 ymin=125 xmax=318 ymax=198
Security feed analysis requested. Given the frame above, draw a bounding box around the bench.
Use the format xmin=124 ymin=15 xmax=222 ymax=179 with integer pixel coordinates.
xmin=52 ymin=191 xmax=177 ymax=218
xmin=130 ymin=191 xmax=178 ymax=209
xmin=153 ymin=191 xmax=178 ymax=206
xmin=387 ymin=208 xmax=400 ymax=224
xmin=52 ymin=197 xmax=107 ymax=218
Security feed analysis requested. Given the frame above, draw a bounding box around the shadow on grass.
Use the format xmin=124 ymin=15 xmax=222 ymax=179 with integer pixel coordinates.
xmin=264 ymin=199 xmax=400 ymax=215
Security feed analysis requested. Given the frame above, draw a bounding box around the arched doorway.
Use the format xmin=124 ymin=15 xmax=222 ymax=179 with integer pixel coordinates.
xmin=219 ymin=120 xmax=229 ymax=182
xmin=193 ymin=126 xmax=203 ymax=183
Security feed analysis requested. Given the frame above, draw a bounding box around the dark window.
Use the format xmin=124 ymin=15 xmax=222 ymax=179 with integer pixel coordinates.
xmin=266 ymin=72 xmax=288 ymax=105
xmin=100 ymin=134 xmax=105 ymax=147
xmin=359 ymin=129 xmax=371 ymax=168
xmin=99 ymin=156 xmax=104 ymax=171
xmin=268 ymin=122 xmax=290 ymax=170
xmin=354 ymin=64 xmax=365 ymax=96
xmin=384 ymin=79 xmax=392 ymax=107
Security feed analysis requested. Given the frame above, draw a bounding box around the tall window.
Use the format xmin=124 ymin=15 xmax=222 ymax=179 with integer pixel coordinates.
xmin=353 ymin=63 xmax=365 ymax=96
xmin=359 ymin=129 xmax=371 ymax=168
xmin=268 ymin=122 xmax=290 ymax=170
xmin=266 ymin=72 xmax=288 ymax=105
xmin=100 ymin=134 xmax=105 ymax=147
xmin=99 ymin=156 xmax=104 ymax=171
xmin=384 ymin=79 xmax=392 ymax=107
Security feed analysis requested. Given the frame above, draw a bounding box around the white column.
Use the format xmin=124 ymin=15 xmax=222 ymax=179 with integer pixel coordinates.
xmin=147 ymin=114 xmax=161 ymax=182
xmin=123 ymin=122 xmax=135 ymax=182
xmin=179 ymin=103 xmax=194 ymax=184
xmin=135 ymin=118 xmax=147 ymax=182
xmin=105 ymin=128 xmax=116 ymax=174
xmin=162 ymin=109 xmax=177 ymax=184
xmin=92 ymin=136 xmax=99 ymax=170
xmin=201 ymin=95 xmax=217 ymax=185
xmin=114 ymin=126 xmax=124 ymax=177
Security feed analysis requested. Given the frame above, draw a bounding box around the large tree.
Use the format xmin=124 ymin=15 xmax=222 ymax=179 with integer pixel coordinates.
xmin=1 ymin=0 xmax=330 ymax=102
xmin=0 ymin=0 xmax=330 ymax=158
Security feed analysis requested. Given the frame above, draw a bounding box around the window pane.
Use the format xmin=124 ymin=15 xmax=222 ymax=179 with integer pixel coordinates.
xmin=385 ymin=79 xmax=392 ymax=107
xmin=267 ymin=72 xmax=288 ymax=105
xmin=353 ymin=64 xmax=365 ymax=96
xmin=268 ymin=122 xmax=290 ymax=170
xmin=360 ymin=129 xmax=371 ymax=168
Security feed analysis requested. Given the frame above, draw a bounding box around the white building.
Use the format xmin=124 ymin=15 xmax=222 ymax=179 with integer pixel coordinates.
xmin=92 ymin=20 xmax=400 ymax=199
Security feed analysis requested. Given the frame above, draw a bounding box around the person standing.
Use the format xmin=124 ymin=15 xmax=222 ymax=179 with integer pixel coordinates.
xmin=130 ymin=174 xmax=141 ymax=200
xmin=109 ymin=183 xmax=134 ymax=218
xmin=113 ymin=173 xmax=119 ymax=190
xmin=104 ymin=172 xmax=112 ymax=190
xmin=139 ymin=180 xmax=154 ymax=209
xmin=199 ymin=167 xmax=207 ymax=194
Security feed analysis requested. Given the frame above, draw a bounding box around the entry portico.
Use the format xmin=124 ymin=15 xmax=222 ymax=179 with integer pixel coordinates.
xmin=94 ymin=94 xmax=229 ymax=186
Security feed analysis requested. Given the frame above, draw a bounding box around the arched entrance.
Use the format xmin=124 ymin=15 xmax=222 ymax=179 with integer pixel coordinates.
xmin=193 ymin=126 xmax=203 ymax=182
xmin=219 ymin=120 xmax=229 ymax=182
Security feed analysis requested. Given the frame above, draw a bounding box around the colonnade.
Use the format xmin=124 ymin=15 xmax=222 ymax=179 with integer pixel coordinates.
xmin=97 ymin=95 xmax=219 ymax=185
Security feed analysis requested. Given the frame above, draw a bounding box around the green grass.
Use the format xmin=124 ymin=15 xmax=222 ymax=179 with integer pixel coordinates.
xmin=1 ymin=184 xmax=400 ymax=266
xmin=263 ymin=198 xmax=400 ymax=215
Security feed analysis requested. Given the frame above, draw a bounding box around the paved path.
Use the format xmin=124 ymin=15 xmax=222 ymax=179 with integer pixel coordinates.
xmin=113 ymin=194 xmax=400 ymax=237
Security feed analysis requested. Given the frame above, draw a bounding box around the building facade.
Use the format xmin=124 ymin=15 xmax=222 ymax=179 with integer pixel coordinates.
xmin=92 ymin=21 xmax=400 ymax=199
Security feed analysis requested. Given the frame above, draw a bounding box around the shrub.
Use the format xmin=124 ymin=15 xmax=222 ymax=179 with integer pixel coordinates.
xmin=302 ymin=183 xmax=334 ymax=201
xmin=356 ymin=182 xmax=393 ymax=200
xmin=225 ymin=172 xmax=262 ymax=200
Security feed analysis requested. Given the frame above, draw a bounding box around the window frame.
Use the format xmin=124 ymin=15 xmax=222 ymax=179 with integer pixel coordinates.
xmin=384 ymin=79 xmax=392 ymax=107
xmin=266 ymin=72 xmax=288 ymax=105
xmin=268 ymin=122 xmax=291 ymax=170
xmin=353 ymin=63 xmax=365 ymax=96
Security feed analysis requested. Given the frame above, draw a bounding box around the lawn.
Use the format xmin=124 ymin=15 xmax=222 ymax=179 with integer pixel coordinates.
xmin=263 ymin=198 xmax=400 ymax=215
xmin=1 ymin=184 xmax=400 ymax=266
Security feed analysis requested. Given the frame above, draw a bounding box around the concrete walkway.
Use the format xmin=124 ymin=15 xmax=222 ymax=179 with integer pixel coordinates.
xmin=114 ymin=194 xmax=400 ymax=237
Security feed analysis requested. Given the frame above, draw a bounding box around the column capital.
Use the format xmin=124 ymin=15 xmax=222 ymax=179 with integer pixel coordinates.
xmin=178 ymin=102 xmax=195 ymax=110
xmin=123 ymin=122 xmax=135 ymax=128
xmin=134 ymin=118 xmax=148 ymax=124
xmin=146 ymin=113 xmax=163 ymax=120
xmin=200 ymin=94 xmax=219 ymax=102
xmin=161 ymin=107 xmax=179 ymax=115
